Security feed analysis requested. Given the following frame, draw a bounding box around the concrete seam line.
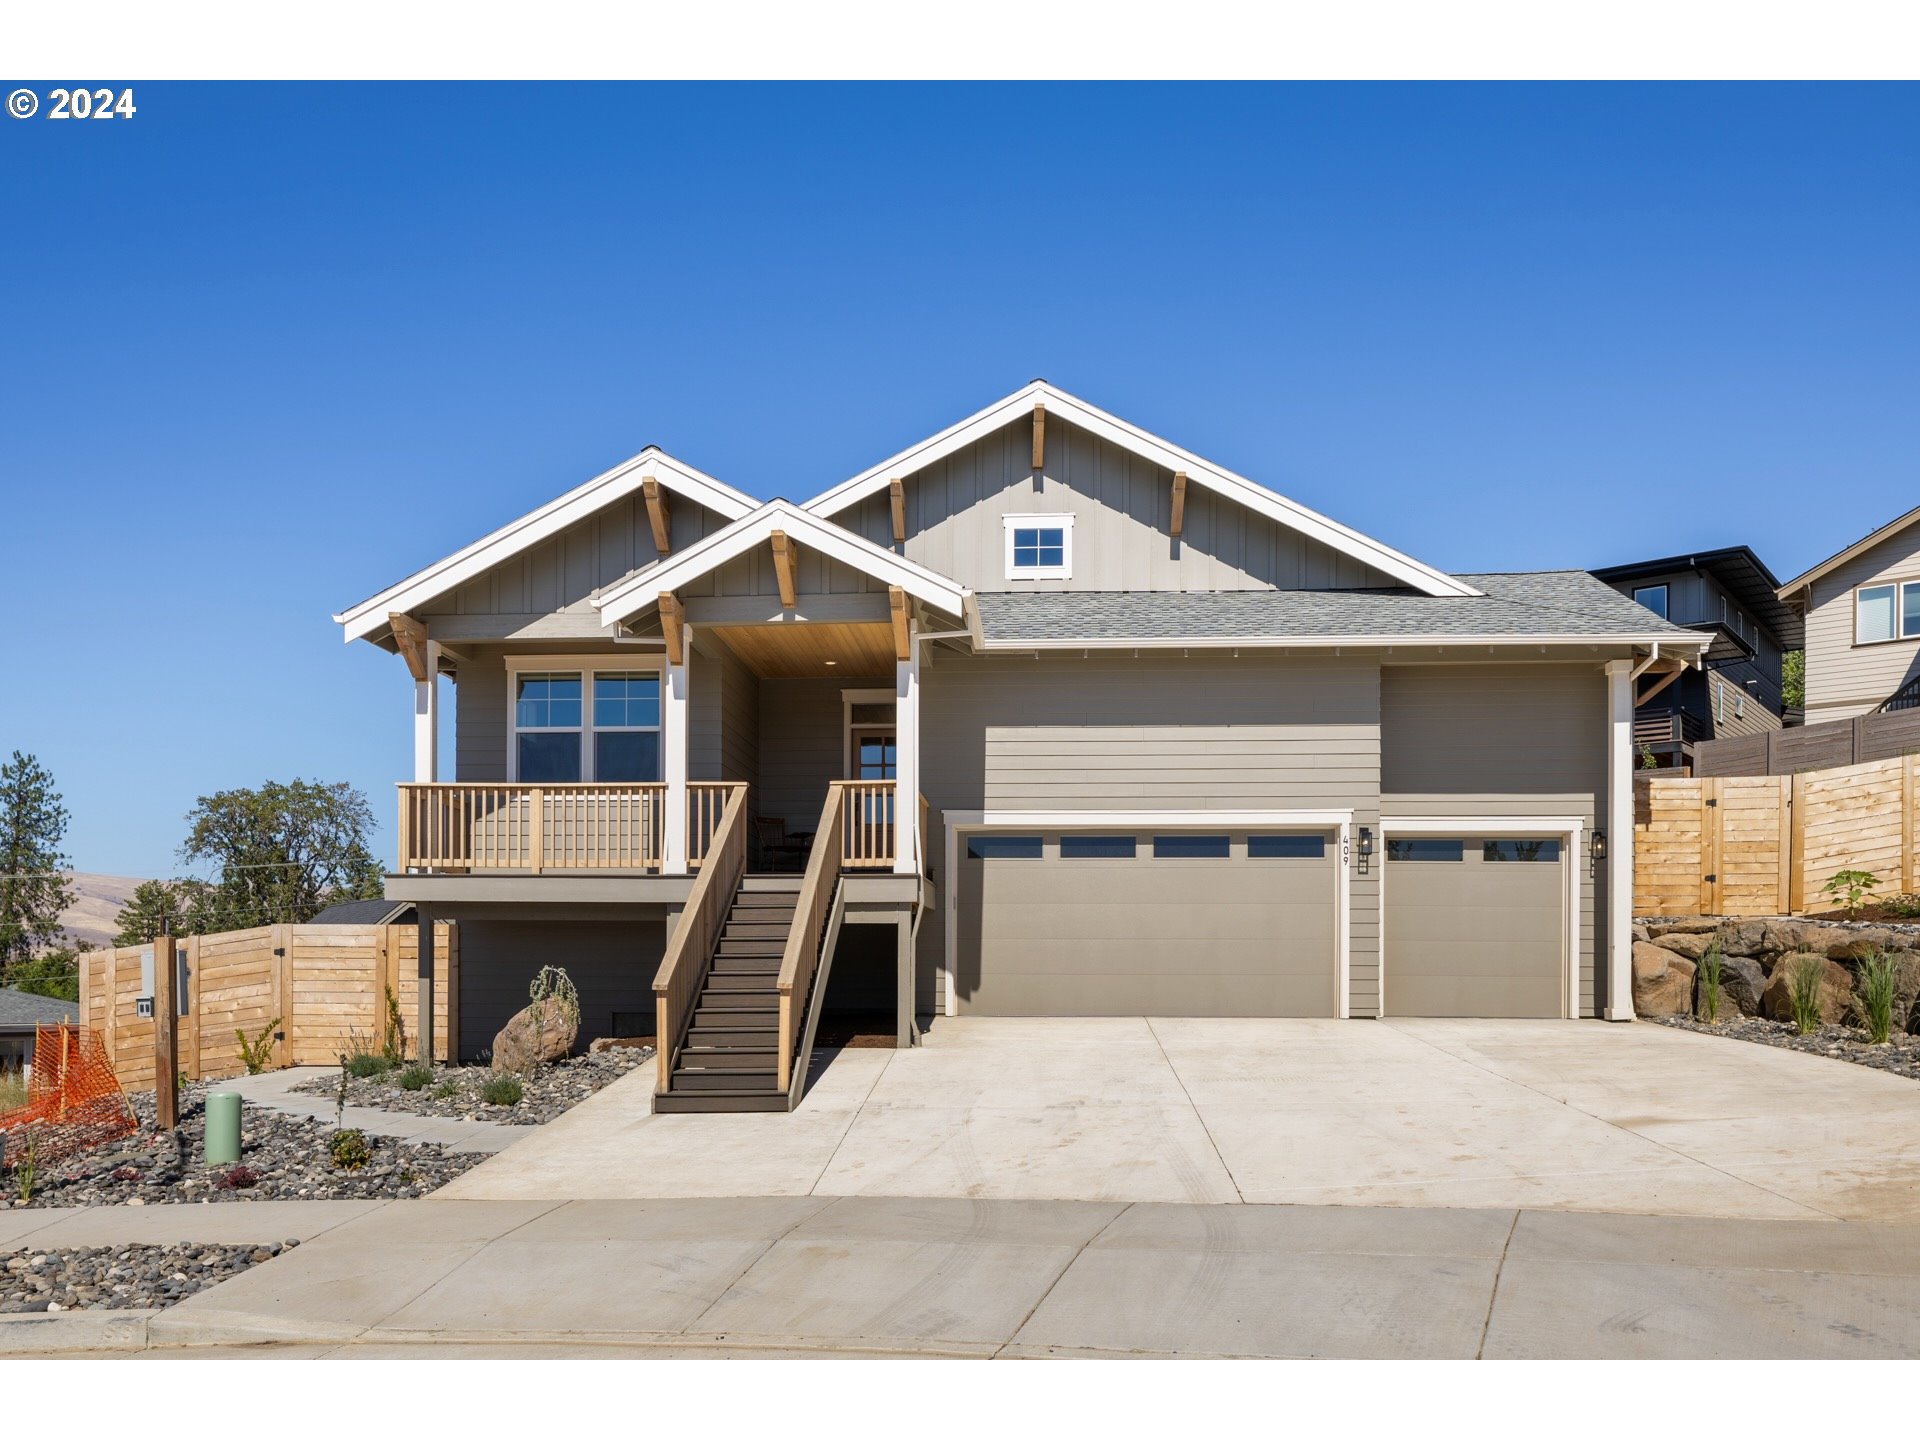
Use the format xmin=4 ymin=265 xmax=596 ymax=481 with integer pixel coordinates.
xmin=993 ymin=1200 xmax=1135 ymax=1360
xmin=804 ymin=1049 xmax=895 ymax=1196
xmin=336 ymin=1199 xmax=572 ymax=1340
xmin=1382 ymin=1021 xmax=1842 ymax=1222
xmin=1475 ymin=1209 xmax=1521 ymax=1360
xmin=676 ymin=1196 xmax=839 ymax=1338
xmin=1145 ymin=1017 xmax=1245 ymax=1205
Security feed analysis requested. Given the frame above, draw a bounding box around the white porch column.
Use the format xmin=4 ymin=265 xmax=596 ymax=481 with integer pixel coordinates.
xmin=894 ymin=625 xmax=921 ymax=875
xmin=1604 ymin=658 xmax=1636 ymax=1020
xmin=413 ymin=641 xmax=440 ymax=783
xmin=662 ymin=643 xmax=691 ymax=874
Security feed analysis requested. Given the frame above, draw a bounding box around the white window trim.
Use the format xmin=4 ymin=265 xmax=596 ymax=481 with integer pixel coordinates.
xmin=1855 ymin=579 xmax=1920 ymax=647
xmin=1632 ymin=584 xmax=1669 ymax=620
xmin=504 ymin=654 xmax=666 ymax=783
xmin=840 ymin=687 xmax=895 ymax=779
xmin=1002 ymin=513 xmax=1074 ymax=581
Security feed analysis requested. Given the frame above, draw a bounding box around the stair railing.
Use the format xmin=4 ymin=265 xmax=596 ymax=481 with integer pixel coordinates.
xmin=653 ymin=781 xmax=749 ymax=1093
xmin=776 ymin=783 xmax=846 ymax=1092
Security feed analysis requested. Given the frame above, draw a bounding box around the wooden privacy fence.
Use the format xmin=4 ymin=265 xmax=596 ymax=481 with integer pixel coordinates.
xmin=1695 ymin=706 xmax=1920 ymax=777
xmin=77 ymin=923 xmax=457 ymax=1093
xmin=1635 ymin=755 xmax=1920 ymax=916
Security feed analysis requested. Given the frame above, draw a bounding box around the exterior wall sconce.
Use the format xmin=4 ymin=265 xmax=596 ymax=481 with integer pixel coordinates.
xmin=1357 ymin=826 xmax=1373 ymax=874
xmin=1591 ymin=829 xmax=1607 ymax=878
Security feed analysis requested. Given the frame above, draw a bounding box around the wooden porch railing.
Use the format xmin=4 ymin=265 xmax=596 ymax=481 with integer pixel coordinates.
xmin=397 ymin=783 xmax=666 ymax=873
xmin=688 ymin=781 xmax=732 ymax=869
xmin=777 ymin=784 xmax=846 ymax=1092
xmin=839 ymin=780 xmax=897 ymax=870
xmin=652 ymin=781 xmax=749 ymax=1093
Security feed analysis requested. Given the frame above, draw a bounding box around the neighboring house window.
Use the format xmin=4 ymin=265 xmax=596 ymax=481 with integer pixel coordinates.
xmin=1003 ymin=514 xmax=1073 ymax=580
xmin=1856 ymin=581 xmax=1920 ymax=644
xmin=511 ymin=666 xmax=662 ymax=782
xmin=1714 ymin=681 xmax=1725 ymax=725
xmin=1633 ymin=584 xmax=1668 ymax=619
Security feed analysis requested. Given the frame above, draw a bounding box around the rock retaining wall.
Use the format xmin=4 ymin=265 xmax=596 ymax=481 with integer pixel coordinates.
xmin=1632 ymin=915 xmax=1920 ymax=1029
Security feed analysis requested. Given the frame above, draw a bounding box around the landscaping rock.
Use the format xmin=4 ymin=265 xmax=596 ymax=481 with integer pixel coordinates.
xmin=1648 ymin=917 xmax=1721 ymax=937
xmin=1631 ymin=923 xmax=1651 ymax=944
xmin=1654 ymin=931 xmax=1718 ymax=961
xmin=1633 ymin=942 xmax=1696 ymax=1017
xmin=588 ymin=1036 xmax=655 ymax=1054
xmin=1715 ymin=920 xmax=1771 ymax=957
xmin=1652 ymin=1014 xmax=1920 ymax=1083
xmin=1761 ymin=953 xmax=1854 ymax=1026
xmin=0 ymin=1242 xmax=292 ymax=1314
xmin=293 ymin=1048 xmax=650 ymax=1126
xmin=1713 ymin=954 xmax=1767 ymax=1017
xmin=492 ymin=999 xmax=580 ymax=1074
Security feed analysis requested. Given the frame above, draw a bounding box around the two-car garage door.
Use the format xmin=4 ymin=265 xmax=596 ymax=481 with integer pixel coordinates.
xmin=955 ymin=830 xmax=1338 ymax=1017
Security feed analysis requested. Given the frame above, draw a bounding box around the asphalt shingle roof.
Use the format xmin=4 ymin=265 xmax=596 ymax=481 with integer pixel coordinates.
xmin=307 ymin=899 xmax=413 ymax=926
xmin=973 ymin=571 xmax=1703 ymax=644
xmin=0 ymin=987 xmax=79 ymax=1032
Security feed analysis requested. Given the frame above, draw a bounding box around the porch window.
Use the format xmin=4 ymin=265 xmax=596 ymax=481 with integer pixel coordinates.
xmin=593 ymin=673 xmax=662 ymax=782
xmin=514 ymin=673 xmax=583 ymax=783
xmin=510 ymin=666 xmax=663 ymax=782
xmin=1003 ymin=514 xmax=1073 ymax=580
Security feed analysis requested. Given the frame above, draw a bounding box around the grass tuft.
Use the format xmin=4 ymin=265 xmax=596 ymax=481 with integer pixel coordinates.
xmin=1855 ymin=949 xmax=1901 ymax=1045
xmin=481 ymin=1074 xmax=524 ymax=1108
xmin=1787 ymin=954 xmax=1828 ymax=1036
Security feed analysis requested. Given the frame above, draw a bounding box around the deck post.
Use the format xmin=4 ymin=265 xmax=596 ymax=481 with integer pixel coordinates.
xmin=413 ymin=640 xmax=439 ymax=783
xmin=662 ymin=643 xmax=691 ymax=874
xmin=896 ymin=911 xmax=916 ymax=1048
xmin=1604 ymin=659 xmax=1636 ymax=1021
xmin=894 ymin=623 xmax=920 ymax=876
xmin=416 ymin=906 xmax=435 ymax=1066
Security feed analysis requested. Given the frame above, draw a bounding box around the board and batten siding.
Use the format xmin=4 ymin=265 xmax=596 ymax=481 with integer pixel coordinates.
xmin=1802 ymin=524 xmax=1920 ymax=722
xmin=838 ymin=416 xmax=1397 ymax=593
xmin=918 ymin=651 xmax=1385 ymax=1015
xmin=1379 ymin=663 xmax=1607 ymax=1017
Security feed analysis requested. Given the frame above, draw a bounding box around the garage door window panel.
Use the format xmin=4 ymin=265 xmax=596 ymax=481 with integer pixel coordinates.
xmin=1248 ymin=834 xmax=1326 ymax=859
xmin=1482 ymin=839 xmax=1561 ymax=863
xmin=1060 ymin=835 xmax=1137 ymax=859
xmin=1387 ymin=838 xmax=1464 ymax=862
xmin=966 ymin=835 xmax=1043 ymax=860
xmin=1152 ymin=835 xmax=1229 ymax=859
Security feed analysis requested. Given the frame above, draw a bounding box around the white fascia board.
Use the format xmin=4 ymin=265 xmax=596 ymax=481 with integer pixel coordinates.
xmin=1776 ymin=501 xmax=1920 ymax=601
xmin=973 ymin=632 xmax=1714 ymax=652
xmin=802 ymin=380 xmax=1482 ymax=600
xmin=593 ymin=499 xmax=970 ymax=624
xmin=333 ymin=448 xmax=759 ymax=643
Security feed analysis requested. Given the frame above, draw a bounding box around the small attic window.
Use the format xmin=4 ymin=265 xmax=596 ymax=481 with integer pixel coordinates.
xmin=1004 ymin=513 xmax=1073 ymax=580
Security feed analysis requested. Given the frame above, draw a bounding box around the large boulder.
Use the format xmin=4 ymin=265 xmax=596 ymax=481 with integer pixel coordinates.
xmin=1648 ymin=917 xmax=1721 ymax=938
xmin=1654 ymin=931 xmax=1718 ymax=961
xmin=1633 ymin=942 xmax=1696 ymax=1017
xmin=491 ymin=998 xmax=579 ymax=1073
xmin=1760 ymin=953 xmax=1854 ymax=1026
xmin=1712 ymin=955 xmax=1768 ymax=1017
xmin=1715 ymin=920 xmax=1772 ymax=958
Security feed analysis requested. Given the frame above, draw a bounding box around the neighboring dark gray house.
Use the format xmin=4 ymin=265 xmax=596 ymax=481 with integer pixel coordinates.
xmin=306 ymin=898 xmax=416 ymax=926
xmin=1592 ymin=547 xmax=1803 ymax=769
xmin=0 ymin=988 xmax=81 ymax=1078
xmin=334 ymin=381 xmax=1709 ymax=1112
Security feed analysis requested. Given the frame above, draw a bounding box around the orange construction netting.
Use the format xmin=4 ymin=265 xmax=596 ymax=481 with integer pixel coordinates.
xmin=0 ymin=1023 xmax=138 ymax=1169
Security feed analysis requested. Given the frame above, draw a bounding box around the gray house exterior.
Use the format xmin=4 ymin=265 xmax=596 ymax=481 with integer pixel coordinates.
xmin=1779 ymin=504 xmax=1920 ymax=723
xmin=335 ymin=383 xmax=1707 ymax=1109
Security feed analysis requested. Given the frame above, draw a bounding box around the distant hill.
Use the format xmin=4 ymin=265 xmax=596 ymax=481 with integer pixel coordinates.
xmin=58 ymin=873 xmax=147 ymax=952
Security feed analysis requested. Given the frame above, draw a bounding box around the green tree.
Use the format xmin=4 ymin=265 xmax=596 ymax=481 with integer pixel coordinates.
xmin=1782 ymin=650 xmax=1805 ymax=711
xmin=112 ymin=878 xmax=212 ymax=946
xmin=0 ymin=752 xmax=76 ymax=976
xmin=180 ymin=780 xmax=383 ymax=930
xmin=6 ymin=946 xmax=77 ymax=1002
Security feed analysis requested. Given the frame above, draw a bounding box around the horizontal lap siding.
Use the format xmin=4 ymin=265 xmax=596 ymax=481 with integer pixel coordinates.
xmin=1804 ymin=527 xmax=1920 ymax=722
xmin=456 ymin=647 xmax=510 ymax=783
xmin=920 ymin=652 xmax=1382 ymax=1016
xmin=1380 ymin=664 xmax=1606 ymax=1017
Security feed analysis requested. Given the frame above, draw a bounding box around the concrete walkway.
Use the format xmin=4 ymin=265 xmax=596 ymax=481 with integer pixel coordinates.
xmin=438 ymin=1017 xmax=1920 ymax=1221
xmin=218 ymin=1069 xmax=524 ymax=1154
xmin=88 ymin=1195 xmax=1920 ymax=1358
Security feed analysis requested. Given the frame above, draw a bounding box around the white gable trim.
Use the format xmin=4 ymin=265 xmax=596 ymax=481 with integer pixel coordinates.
xmin=334 ymin=448 xmax=759 ymax=643
xmin=802 ymin=381 xmax=1481 ymax=600
xmin=593 ymin=499 xmax=970 ymax=625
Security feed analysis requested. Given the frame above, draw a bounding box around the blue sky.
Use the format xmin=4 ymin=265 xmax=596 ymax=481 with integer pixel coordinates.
xmin=2 ymin=82 xmax=1915 ymax=879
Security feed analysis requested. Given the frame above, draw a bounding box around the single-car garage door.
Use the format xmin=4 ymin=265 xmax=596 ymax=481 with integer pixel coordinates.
xmin=1383 ymin=836 xmax=1566 ymax=1018
xmin=955 ymin=830 xmax=1338 ymax=1017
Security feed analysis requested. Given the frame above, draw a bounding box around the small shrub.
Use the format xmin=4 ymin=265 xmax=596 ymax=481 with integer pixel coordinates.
xmin=236 ymin=1017 xmax=281 ymax=1076
xmin=431 ymin=1080 xmax=460 ymax=1100
xmin=1787 ymin=954 xmax=1828 ymax=1035
xmin=12 ymin=1132 xmax=38 ymax=1203
xmin=329 ymin=1128 xmax=372 ymax=1170
xmin=396 ymin=1063 xmax=433 ymax=1092
xmin=481 ymin=1075 xmax=524 ymax=1108
xmin=214 ymin=1164 xmax=260 ymax=1190
xmin=1884 ymin=892 xmax=1920 ymax=920
xmin=1821 ymin=869 xmax=1879 ymax=919
xmin=1698 ymin=941 xmax=1725 ymax=1023
xmin=1856 ymin=949 xmax=1901 ymax=1045
xmin=1639 ymin=745 xmax=1658 ymax=770
xmin=346 ymin=1051 xmax=394 ymax=1080
xmin=381 ymin=985 xmax=407 ymax=1066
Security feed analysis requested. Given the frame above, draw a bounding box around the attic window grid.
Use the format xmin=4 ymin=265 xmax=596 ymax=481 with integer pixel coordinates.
xmin=1004 ymin=513 xmax=1074 ymax=580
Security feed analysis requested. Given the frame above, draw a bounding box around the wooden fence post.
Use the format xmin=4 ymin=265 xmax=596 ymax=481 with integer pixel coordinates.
xmin=275 ymin=923 xmax=295 ymax=1067
xmin=415 ymin=911 xmax=435 ymax=1066
xmin=1904 ymin=755 xmax=1917 ymax=898
xmin=1788 ymin=771 xmax=1808 ymax=914
xmin=152 ymin=924 xmax=179 ymax=1129
xmin=1776 ymin=774 xmax=1793 ymax=915
xmin=444 ymin=923 xmax=459 ymax=1065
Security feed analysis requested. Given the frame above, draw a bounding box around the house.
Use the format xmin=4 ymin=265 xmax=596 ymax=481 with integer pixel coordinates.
xmin=1778 ymin=503 xmax=1920 ymax=723
xmin=1591 ymin=547 xmax=1803 ymax=768
xmin=334 ymin=382 xmax=1708 ymax=1111
xmin=0 ymin=988 xmax=81 ymax=1080
xmin=306 ymin=898 xmax=417 ymax=927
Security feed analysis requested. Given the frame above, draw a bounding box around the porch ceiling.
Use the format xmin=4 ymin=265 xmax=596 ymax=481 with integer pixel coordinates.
xmin=709 ymin=621 xmax=896 ymax=680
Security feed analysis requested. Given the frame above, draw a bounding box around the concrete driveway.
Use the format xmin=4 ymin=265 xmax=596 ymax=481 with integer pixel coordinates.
xmin=437 ymin=1017 xmax=1920 ymax=1222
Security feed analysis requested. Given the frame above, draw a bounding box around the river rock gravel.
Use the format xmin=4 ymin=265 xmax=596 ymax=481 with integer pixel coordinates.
xmin=1651 ymin=1014 xmax=1920 ymax=1081
xmin=0 ymin=1084 xmax=485 ymax=1210
xmin=289 ymin=1046 xmax=652 ymax=1126
xmin=1 ymin=1241 xmax=294 ymax=1313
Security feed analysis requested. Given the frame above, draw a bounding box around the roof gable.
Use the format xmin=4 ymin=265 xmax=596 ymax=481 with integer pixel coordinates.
xmin=1779 ymin=503 xmax=1920 ymax=603
xmin=334 ymin=447 xmax=758 ymax=643
xmin=802 ymin=381 xmax=1480 ymax=599
xmin=593 ymin=499 xmax=969 ymax=625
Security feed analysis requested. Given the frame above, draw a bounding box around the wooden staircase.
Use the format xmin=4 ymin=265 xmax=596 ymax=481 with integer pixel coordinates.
xmin=655 ymin=876 xmax=800 ymax=1113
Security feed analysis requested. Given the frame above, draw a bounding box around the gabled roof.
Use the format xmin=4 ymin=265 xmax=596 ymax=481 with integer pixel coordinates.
xmin=307 ymin=898 xmax=415 ymax=926
xmin=1778 ymin=502 xmax=1920 ymax=605
xmin=334 ymin=448 xmax=759 ymax=643
xmin=972 ymin=571 xmax=1712 ymax=649
xmin=1591 ymin=545 xmax=1802 ymax=650
xmin=593 ymin=499 xmax=970 ymax=625
xmin=0 ymin=987 xmax=79 ymax=1033
xmin=801 ymin=380 xmax=1482 ymax=600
